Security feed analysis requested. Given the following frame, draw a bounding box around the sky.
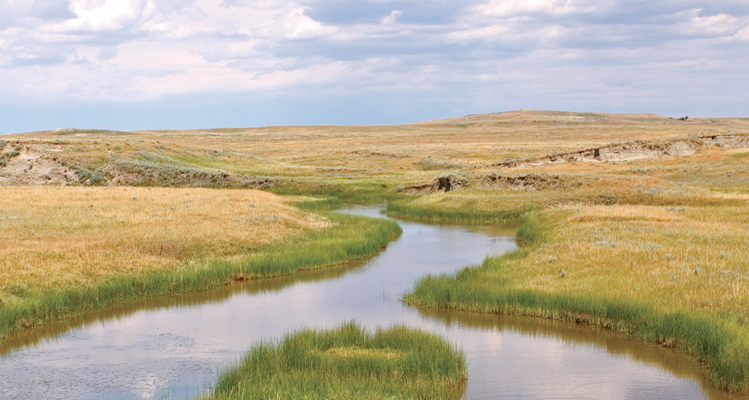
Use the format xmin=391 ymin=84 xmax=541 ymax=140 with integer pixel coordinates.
xmin=1 ymin=0 xmax=748 ymax=134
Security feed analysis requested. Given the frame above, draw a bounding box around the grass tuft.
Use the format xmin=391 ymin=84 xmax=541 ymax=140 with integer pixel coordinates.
xmin=205 ymin=322 xmax=466 ymax=400
xmin=514 ymin=211 xmax=548 ymax=246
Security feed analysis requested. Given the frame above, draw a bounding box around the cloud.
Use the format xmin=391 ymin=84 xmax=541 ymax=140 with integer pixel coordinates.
xmin=28 ymin=0 xmax=77 ymax=21
xmin=301 ymin=0 xmax=476 ymax=25
xmin=62 ymin=0 xmax=153 ymax=32
xmin=381 ymin=10 xmax=401 ymax=25
xmin=0 ymin=0 xmax=748 ymax=130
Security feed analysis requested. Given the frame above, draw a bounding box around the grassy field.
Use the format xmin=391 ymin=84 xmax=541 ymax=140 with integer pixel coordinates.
xmin=204 ymin=322 xmax=466 ymax=400
xmin=2 ymin=110 xmax=749 ymax=393
xmin=404 ymin=204 xmax=749 ymax=392
xmin=395 ymin=147 xmax=749 ymax=392
xmin=3 ymin=111 xmax=748 ymax=189
xmin=0 ymin=187 xmax=400 ymax=338
xmin=0 ymin=187 xmax=327 ymax=300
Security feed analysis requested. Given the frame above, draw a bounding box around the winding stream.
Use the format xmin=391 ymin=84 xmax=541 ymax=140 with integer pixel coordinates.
xmin=0 ymin=206 xmax=739 ymax=400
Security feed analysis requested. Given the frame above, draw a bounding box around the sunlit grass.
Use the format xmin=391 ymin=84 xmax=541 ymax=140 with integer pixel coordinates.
xmin=0 ymin=189 xmax=401 ymax=338
xmin=0 ymin=187 xmax=327 ymax=297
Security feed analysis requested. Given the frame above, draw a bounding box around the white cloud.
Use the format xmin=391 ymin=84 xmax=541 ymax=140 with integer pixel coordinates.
xmin=689 ymin=12 xmax=741 ymax=35
xmin=63 ymin=0 xmax=153 ymax=31
xmin=381 ymin=10 xmax=401 ymax=25
xmin=736 ymin=24 xmax=749 ymax=40
xmin=474 ymin=0 xmax=599 ymax=17
xmin=283 ymin=6 xmax=338 ymax=38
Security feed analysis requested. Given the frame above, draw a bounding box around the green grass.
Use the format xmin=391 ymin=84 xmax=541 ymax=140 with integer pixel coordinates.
xmin=404 ymin=213 xmax=749 ymax=393
xmin=0 ymin=213 xmax=401 ymax=339
xmin=205 ymin=322 xmax=466 ymax=400
xmin=293 ymin=197 xmax=343 ymax=211
xmin=513 ymin=211 xmax=548 ymax=246
xmin=385 ymin=201 xmax=540 ymax=224
xmin=272 ymin=182 xmax=406 ymax=205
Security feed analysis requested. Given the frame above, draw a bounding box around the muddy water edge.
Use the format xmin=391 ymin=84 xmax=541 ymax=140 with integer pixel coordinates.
xmin=0 ymin=206 xmax=742 ymax=400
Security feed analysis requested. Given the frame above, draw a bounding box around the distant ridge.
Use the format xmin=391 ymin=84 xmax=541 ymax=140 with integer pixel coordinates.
xmin=411 ymin=110 xmax=744 ymax=126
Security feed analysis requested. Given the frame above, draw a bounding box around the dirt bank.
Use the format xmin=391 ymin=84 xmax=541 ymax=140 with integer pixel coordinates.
xmin=488 ymin=134 xmax=749 ymax=169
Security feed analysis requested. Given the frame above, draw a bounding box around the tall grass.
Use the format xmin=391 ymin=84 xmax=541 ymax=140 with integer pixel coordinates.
xmin=386 ymin=201 xmax=540 ymax=224
xmin=0 ymin=213 xmax=400 ymax=339
xmin=272 ymin=182 xmax=406 ymax=205
xmin=293 ymin=197 xmax=343 ymax=211
xmin=206 ymin=322 xmax=466 ymax=400
xmin=514 ymin=211 xmax=548 ymax=246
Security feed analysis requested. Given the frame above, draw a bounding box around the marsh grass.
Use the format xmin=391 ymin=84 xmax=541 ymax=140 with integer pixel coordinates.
xmin=513 ymin=211 xmax=548 ymax=246
xmin=0 ymin=210 xmax=400 ymax=339
xmin=205 ymin=322 xmax=466 ymax=400
xmin=386 ymin=201 xmax=539 ymax=224
xmin=272 ymin=181 xmax=405 ymax=205
xmin=406 ymin=253 xmax=749 ymax=393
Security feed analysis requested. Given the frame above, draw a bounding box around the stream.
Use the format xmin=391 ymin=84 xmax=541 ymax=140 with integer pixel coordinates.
xmin=0 ymin=206 xmax=738 ymax=400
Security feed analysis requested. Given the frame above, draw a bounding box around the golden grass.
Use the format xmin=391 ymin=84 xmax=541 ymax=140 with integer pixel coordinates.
xmin=6 ymin=111 xmax=748 ymax=184
xmin=323 ymin=347 xmax=405 ymax=360
xmin=495 ymin=204 xmax=749 ymax=320
xmin=0 ymin=187 xmax=328 ymax=304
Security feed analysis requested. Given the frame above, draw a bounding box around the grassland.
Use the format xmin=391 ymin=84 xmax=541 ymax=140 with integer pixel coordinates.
xmin=392 ymin=142 xmax=749 ymax=392
xmin=405 ymin=205 xmax=749 ymax=392
xmin=0 ymin=187 xmax=327 ymax=298
xmin=2 ymin=110 xmax=749 ymax=394
xmin=204 ymin=322 xmax=466 ymax=400
xmin=0 ymin=187 xmax=400 ymax=338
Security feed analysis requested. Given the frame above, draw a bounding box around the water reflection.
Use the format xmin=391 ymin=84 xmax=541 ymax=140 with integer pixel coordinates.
xmin=0 ymin=206 xmax=741 ymax=400
xmin=0 ymin=258 xmax=372 ymax=357
xmin=414 ymin=306 xmax=743 ymax=400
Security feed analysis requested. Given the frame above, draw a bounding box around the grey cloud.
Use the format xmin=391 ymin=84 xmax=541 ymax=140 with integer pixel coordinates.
xmin=258 ymin=31 xmax=534 ymax=66
xmin=301 ymin=0 xmax=480 ymax=25
xmin=27 ymin=0 xmax=76 ymax=21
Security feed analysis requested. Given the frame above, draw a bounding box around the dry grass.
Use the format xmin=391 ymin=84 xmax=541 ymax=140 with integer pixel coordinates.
xmin=502 ymin=205 xmax=749 ymax=320
xmin=322 ymin=347 xmax=405 ymax=360
xmin=5 ymin=111 xmax=748 ymax=186
xmin=0 ymin=187 xmax=328 ymax=304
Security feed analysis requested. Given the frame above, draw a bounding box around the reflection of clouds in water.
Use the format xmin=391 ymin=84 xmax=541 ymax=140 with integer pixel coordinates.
xmin=448 ymin=326 xmax=704 ymax=400
xmin=0 ymin=207 xmax=716 ymax=400
xmin=130 ymin=372 xmax=164 ymax=400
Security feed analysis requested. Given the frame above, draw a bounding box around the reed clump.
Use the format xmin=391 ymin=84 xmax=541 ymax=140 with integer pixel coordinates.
xmin=205 ymin=322 xmax=466 ymax=400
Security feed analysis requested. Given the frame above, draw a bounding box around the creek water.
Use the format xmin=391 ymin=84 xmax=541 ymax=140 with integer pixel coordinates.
xmin=0 ymin=206 xmax=739 ymax=400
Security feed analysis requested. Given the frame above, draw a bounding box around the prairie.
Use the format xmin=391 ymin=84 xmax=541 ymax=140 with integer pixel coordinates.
xmin=0 ymin=187 xmax=326 ymax=304
xmin=2 ymin=110 xmax=749 ymax=394
xmin=0 ymin=186 xmax=400 ymax=338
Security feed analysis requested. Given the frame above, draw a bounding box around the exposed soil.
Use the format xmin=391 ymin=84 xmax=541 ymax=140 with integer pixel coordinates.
xmin=0 ymin=144 xmax=79 ymax=186
xmin=398 ymin=174 xmax=469 ymax=195
xmin=0 ymin=142 xmax=277 ymax=188
xmin=488 ymin=134 xmax=749 ymax=169
xmin=477 ymin=173 xmax=588 ymax=191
